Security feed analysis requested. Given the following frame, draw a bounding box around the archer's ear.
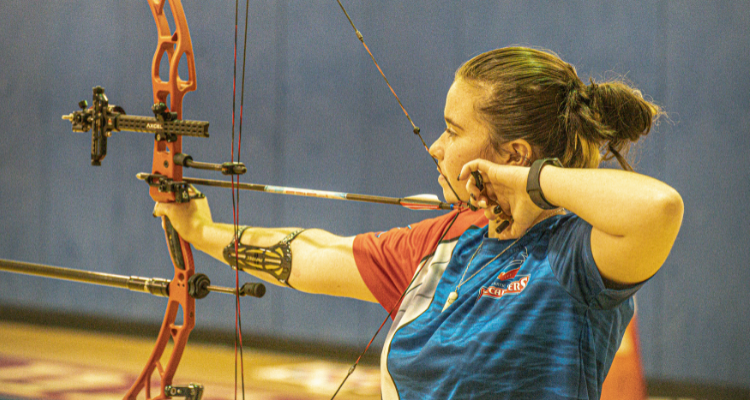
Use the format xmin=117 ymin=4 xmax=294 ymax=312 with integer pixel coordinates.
xmin=498 ymin=139 xmax=533 ymax=166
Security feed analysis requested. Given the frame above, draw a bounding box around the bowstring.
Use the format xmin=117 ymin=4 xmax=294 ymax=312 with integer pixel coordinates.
xmin=330 ymin=2 xmax=474 ymax=398
xmin=335 ymin=0 xmax=468 ymax=208
xmin=231 ymin=0 xmax=251 ymax=398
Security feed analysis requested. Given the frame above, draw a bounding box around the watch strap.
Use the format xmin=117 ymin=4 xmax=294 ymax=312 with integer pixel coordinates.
xmin=526 ymin=158 xmax=562 ymax=210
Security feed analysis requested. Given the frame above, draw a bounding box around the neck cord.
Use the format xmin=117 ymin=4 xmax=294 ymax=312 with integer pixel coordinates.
xmin=443 ymin=210 xmax=566 ymax=312
xmin=442 ymin=233 xmax=524 ymax=312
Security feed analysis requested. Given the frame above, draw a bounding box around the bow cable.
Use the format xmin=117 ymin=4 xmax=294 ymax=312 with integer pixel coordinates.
xmin=328 ymin=211 xmax=463 ymax=400
xmin=231 ymin=0 xmax=252 ymax=398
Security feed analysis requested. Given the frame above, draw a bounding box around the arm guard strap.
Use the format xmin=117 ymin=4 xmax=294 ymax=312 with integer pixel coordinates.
xmin=223 ymin=228 xmax=306 ymax=288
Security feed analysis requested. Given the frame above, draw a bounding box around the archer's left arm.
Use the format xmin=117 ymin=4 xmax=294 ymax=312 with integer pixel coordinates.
xmin=539 ymin=166 xmax=684 ymax=284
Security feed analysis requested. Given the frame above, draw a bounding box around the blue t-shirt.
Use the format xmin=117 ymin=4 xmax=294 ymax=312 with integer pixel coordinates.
xmin=385 ymin=214 xmax=642 ymax=399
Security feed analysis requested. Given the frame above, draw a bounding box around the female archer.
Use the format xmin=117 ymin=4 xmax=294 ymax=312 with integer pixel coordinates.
xmin=154 ymin=47 xmax=683 ymax=399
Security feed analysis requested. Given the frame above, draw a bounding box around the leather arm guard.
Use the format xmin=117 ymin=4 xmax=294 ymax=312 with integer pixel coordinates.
xmin=223 ymin=228 xmax=306 ymax=288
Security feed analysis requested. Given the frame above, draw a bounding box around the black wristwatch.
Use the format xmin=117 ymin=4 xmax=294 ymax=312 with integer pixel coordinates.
xmin=526 ymin=158 xmax=563 ymax=210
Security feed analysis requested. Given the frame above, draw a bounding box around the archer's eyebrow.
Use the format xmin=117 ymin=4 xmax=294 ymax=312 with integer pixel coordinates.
xmin=445 ymin=117 xmax=464 ymax=131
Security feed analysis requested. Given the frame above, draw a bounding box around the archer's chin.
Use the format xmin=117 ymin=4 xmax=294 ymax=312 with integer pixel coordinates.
xmin=439 ymin=185 xmax=462 ymax=205
xmin=436 ymin=176 xmax=459 ymax=204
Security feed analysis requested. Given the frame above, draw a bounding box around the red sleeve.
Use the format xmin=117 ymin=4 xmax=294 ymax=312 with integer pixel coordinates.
xmin=353 ymin=209 xmax=488 ymax=313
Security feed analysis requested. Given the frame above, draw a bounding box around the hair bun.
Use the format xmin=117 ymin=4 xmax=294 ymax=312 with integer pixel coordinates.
xmin=562 ymin=78 xmax=661 ymax=170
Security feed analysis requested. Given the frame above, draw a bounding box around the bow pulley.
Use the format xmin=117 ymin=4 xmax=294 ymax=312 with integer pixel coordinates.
xmin=164 ymin=384 xmax=204 ymax=400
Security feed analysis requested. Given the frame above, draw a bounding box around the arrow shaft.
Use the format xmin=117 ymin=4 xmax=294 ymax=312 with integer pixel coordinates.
xmin=179 ymin=176 xmax=454 ymax=210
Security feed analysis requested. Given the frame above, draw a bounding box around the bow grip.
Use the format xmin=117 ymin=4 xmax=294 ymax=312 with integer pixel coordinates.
xmin=163 ymin=217 xmax=186 ymax=270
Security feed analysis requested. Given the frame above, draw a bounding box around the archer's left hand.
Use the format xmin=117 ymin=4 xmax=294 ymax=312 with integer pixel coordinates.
xmin=153 ymin=186 xmax=215 ymax=246
xmin=459 ymin=159 xmax=545 ymax=239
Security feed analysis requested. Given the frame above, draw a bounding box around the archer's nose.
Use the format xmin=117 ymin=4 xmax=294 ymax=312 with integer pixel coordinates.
xmin=428 ymin=133 xmax=445 ymax=161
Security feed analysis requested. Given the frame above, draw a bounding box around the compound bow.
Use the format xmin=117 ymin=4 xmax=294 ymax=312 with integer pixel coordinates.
xmin=61 ymin=1 xmax=232 ymax=398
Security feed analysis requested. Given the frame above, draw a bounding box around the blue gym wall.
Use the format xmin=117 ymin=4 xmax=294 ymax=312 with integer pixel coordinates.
xmin=1 ymin=0 xmax=748 ymax=390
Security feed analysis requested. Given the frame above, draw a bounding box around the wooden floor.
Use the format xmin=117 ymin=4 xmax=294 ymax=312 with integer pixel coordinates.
xmin=0 ymin=321 xmax=380 ymax=400
xmin=0 ymin=321 xmax=728 ymax=400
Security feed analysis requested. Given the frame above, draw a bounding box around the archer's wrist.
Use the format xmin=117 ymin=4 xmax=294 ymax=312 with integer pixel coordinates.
xmin=535 ymin=165 xmax=563 ymax=209
xmin=185 ymin=221 xmax=226 ymax=252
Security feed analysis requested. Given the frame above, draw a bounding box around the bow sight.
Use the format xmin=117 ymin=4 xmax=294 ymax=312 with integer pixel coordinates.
xmin=62 ymin=86 xmax=248 ymax=204
xmin=62 ymin=86 xmax=210 ymax=166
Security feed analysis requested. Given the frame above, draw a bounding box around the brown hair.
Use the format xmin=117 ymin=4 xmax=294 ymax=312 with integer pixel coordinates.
xmin=456 ymin=47 xmax=661 ymax=170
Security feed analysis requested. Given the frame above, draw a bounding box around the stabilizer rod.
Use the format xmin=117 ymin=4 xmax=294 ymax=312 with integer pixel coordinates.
xmin=0 ymin=258 xmax=264 ymax=299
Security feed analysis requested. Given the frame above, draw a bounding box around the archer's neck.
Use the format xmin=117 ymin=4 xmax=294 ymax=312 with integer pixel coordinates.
xmin=486 ymin=209 xmax=566 ymax=240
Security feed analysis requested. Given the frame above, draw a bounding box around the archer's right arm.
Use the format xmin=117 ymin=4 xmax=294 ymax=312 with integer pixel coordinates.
xmin=153 ymin=196 xmax=377 ymax=303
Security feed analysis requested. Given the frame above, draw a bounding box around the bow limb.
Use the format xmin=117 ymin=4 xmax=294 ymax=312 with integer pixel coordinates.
xmin=148 ymin=0 xmax=196 ymax=202
xmin=124 ymin=1 xmax=198 ymax=399
xmin=123 ymin=222 xmax=197 ymax=400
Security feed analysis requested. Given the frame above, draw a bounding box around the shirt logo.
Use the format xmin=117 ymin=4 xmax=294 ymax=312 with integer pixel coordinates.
xmin=477 ymin=247 xmax=530 ymax=301
xmin=477 ymin=268 xmax=530 ymax=300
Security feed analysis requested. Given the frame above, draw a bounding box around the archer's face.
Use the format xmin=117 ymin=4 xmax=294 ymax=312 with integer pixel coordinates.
xmin=429 ymin=79 xmax=496 ymax=204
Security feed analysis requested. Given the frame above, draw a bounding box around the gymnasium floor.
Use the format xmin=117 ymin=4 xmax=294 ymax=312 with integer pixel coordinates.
xmin=0 ymin=320 xmax=735 ymax=400
xmin=0 ymin=321 xmax=379 ymax=400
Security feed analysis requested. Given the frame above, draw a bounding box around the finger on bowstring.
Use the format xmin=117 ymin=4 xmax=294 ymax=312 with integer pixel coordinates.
xmin=458 ymin=159 xmax=490 ymax=181
xmin=492 ymin=202 xmax=510 ymax=217
xmin=467 ymin=168 xmax=491 ymax=197
xmin=470 ymin=170 xmax=485 ymax=192
xmin=474 ymin=195 xmax=491 ymax=209
xmin=458 ymin=163 xmax=484 ymax=194
xmin=466 ymin=175 xmax=484 ymax=201
xmin=468 ymin=183 xmax=493 ymax=209
xmin=469 ymin=192 xmax=484 ymax=209
xmin=483 ymin=206 xmax=497 ymax=221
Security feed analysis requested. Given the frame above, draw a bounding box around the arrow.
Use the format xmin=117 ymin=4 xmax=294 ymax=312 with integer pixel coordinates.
xmin=137 ymin=174 xmax=460 ymax=211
